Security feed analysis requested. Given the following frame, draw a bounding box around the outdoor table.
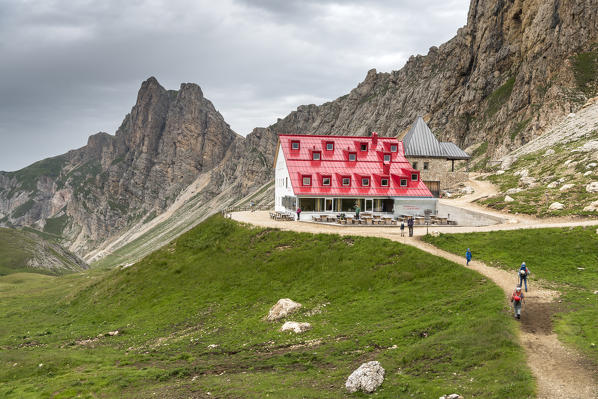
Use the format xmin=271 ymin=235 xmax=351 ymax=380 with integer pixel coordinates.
xmin=414 ymin=217 xmax=425 ymax=225
xmin=437 ymin=217 xmax=448 ymax=225
xmin=321 ymin=215 xmax=328 ymax=222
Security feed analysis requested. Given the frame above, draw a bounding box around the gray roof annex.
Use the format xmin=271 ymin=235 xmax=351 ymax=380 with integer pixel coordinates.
xmin=402 ymin=117 xmax=470 ymax=160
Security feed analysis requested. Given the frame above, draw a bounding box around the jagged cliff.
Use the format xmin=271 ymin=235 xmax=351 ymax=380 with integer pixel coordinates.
xmin=0 ymin=78 xmax=276 ymax=255
xmin=1 ymin=0 xmax=597 ymax=261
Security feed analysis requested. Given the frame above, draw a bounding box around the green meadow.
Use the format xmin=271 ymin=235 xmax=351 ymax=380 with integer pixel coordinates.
xmin=424 ymin=226 xmax=598 ymax=363
xmin=0 ymin=216 xmax=533 ymax=398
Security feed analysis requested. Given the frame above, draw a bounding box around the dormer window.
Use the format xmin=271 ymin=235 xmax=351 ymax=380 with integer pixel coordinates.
xmin=381 ymin=178 xmax=389 ymax=187
xmin=342 ymin=177 xmax=351 ymax=186
xmin=291 ymin=141 xmax=300 ymax=150
xmin=383 ymin=154 xmax=391 ymax=162
xmin=390 ymin=144 xmax=398 ymax=152
xmin=326 ymin=142 xmax=334 ymax=151
xmin=412 ymin=162 xmax=418 ymax=169
xmin=312 ymin=151 xmax=321 ymax=161
xmin=411 ymin=173 xmax=418 ymax=181
xmin=400 ymin=179 xmax=408 ymax=187
xmin=322 ymin=176 xmax=331 ymax=186
xmin=302 ymin=175 xmax=311 ymax=186
xmin=348 ymin=152 xmax=357 ymax=161
xmin=360 ymin=143 xmax=368 ymax=151
xmin=362 ymin=177 xmax=370 ymax=187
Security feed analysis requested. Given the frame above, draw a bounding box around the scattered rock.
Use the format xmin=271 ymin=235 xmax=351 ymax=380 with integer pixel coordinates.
xmin=547 ymin=181 xmax=559 ymax=189
xmin=564 ymin=159 xmax=574 ymax=166
xmin=280 ymin=321 xmax=312 ymax=334
xmin=504 ymin=195 xmax=515 ymax=202
xmin=345 ymin=361 xmax=385 ymax=393
xmin=460 ymin=186 xmax=474 ymax=194
xmin=108 ymin=330 xmax=119 ymax=336
xmin=508 ymin=219 xmax=519 ymax=224
xmin=495 ymin=170 xmax=505 ymax=175
xmin=593 ymin=291 xmax=598 ymax=295
xmin=559 ymin=183 xmax=575 ymax=191
xmin=584 ymin=171 xmax=593 ymax=176
xmin=506 ymin=188 xmax=523 ymax=195
xmin=38 ymin=363 xmax=43 ymax=368
xmin=586 ymin=163 xmax=597 ymax=169
xmin=439 ymin=395 xmax=464 ymax=399
xmin=567 ymin=113 xmax=576 ymax=118
xmin=514 ymin=169 xmax=529 ymax=177
xmin=574 ymin=140 xmax=598 ymax=152
xmin=577 ymin=267 xmax=585 ymax=270
xmin=583 ymin=200 xmax=598 ymax=212
xmin=549 ymin=202 xmax=565 ymax=210
xmin=431 ymin=230 xmax=440 ymax=237
xmin=266 ymin=298 xmax=302 ymax=321
xmin=586 ymin=182 xmax=598 ymax=193
xmin=520 ymin=176 xmax=537 ymax=186
xmin=207 ymin=344 xmax=219 ymax=349
xmin=544 ymin=148 xmax=555 ymax=156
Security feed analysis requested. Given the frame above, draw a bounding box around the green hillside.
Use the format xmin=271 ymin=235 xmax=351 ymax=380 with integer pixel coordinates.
xmin=0 ymin=216 xmax=533 ymax=398
xmin=424 ymin=227 xmax=598 ymax=363
xmin=0 ymin=228 xmax=87 ymax=276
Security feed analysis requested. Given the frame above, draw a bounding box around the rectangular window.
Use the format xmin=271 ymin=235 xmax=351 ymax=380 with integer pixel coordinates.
xmin=348 ymin=152 xmax=357 ymax=161
xmin=400 ymin=179 xmax=408 ymax=187
xmin=381 ymin=178 xmax=389 ymax=187
xmin=384 ymin=154 xmax=391 ymax=162
xmin=342 ymin=177 xmax=351 ymax=186
xmin=423 ymin=162 xmax=429 ymax=170
xmin=362 ymin=177 xmax=370 ymax=186
xmin=291 ymin=141 xmax=300 ymax=150
xmin=302 ymin=176 xmax=311 ymax=186
xmin=411 ymin=173 xmax=418 ymax=181
xmin=390 ymin=144 xmax=398 ymax=152
xmin=360 ymin=143 xmax=368 ymax=151
xmin=322 ymin=176 xmax=331 ymax=186
xmin=412 ymin=162 xmax=418 ymax=169
xmin=326 ymin=142 xmax=334 ymax=151
xmin=312 ymin=151 xmax=321 ymax=160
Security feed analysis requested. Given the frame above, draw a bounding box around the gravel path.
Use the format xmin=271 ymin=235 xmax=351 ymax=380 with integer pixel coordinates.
xmin=231 ymin=180 xmax=598 ymax=398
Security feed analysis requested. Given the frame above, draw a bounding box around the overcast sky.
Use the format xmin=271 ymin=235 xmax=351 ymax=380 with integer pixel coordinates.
xmin=0 ymin=0 xmax=469 ymax=171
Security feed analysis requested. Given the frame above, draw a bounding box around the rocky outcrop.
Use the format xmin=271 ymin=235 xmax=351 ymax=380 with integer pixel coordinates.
xmin=345 ymin=361 xmax=385 ymax=393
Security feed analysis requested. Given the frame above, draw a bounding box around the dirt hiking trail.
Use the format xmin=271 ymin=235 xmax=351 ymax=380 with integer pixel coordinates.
xmin=231 ymin=178 xmax=598 ymax=399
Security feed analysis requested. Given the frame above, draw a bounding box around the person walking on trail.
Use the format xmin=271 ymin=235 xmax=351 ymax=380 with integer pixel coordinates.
xmin=510 ymin=286 xmax=525 ymax=319
xmin=518 ymin=262 xmax=530 ymax=292
xmin=400 ymin=220 xmax=405 ymax=237
xmin=296 ymin=207 xmax=302 ymax=221
xmin=466 ymin=248 xmax=472 ymax=266
xmin=354 ymin=204 xmax=361 ymax=220
xmin=407 ymin=217 xmax=414 ymax=237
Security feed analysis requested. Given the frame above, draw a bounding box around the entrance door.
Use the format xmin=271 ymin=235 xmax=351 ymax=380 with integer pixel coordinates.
xmin=365 ymin=199 xmax=373 ymax=212
xmin=325 ymin=198 xmax=333 ymax=212
xmin=424 ymin=181 xmax=440 ymax=198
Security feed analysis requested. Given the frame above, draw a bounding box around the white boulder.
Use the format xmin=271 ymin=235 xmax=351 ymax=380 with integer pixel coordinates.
xmin=544 ymin=149 xmax=555 ymax=156
xmin=506 ymin=188 xmax=523 ymax=195
xmin=514 ymin=169 xmax=529 ymax=177
xmin=583 ymin=200 xmax=598 ymax=212
xmin=280 ymin=321 xmax=312 ymax=334
xmin=495 ymin=170 xmax=505 ymax=175
xmin=439 ymin=395 xmax=464 ymax=399
xmin=586 ymin=182 xmax=598 ymax=193
xmin=345 ymin=361 xmax=385 ymax=393
xmin=504 ymin=195 xmax=515 ymax=202
xmin=575 ymin=140 xmax=598 ymax=152
xmin=520 ymin=176 xmax=537 ymax=186
xmin=584 ymin=171 xmax=593 ymax=176
xmin=586 ymin=163 xmax=597 ymax=169
xmin=547 ymin=181 xmax=559 ymax=188
xmin=559 ymin=183 xmax=575 ymax=191
xmin=549 ymin=202 xmax=565 ymax=210
xmin=266 ymin=298 xmax=302 ymax=321
xmin=564 ymin=159 xmax=574 ymax=166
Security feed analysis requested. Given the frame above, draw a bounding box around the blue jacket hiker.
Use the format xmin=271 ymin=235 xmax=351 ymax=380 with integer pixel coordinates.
xmin=466 ymin=248 xmax=472 ymax=265
xmin=518 ymin=262 xmax=530 ymax=292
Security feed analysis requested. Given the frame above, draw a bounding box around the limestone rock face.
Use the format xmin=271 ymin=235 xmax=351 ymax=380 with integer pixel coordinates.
xmin=267 ymin=299 xmax=302 ymax=321
xmin=345 ymin=361 xmax=385 ymax=393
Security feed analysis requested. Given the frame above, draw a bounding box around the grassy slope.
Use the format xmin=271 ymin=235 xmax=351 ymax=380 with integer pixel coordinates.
xmin=0 ymin=216 xmax=533 ymax=398
xmin=423 ymin=227 xmax=598 ymax=363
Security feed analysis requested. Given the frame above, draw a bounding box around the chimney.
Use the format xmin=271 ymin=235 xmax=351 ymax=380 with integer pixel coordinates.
xmin=371 ymin=131 xmax=378 ymax=146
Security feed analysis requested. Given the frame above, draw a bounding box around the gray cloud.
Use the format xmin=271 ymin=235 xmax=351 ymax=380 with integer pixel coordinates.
xmin=0 ymin=0 xmax=468 ymax=171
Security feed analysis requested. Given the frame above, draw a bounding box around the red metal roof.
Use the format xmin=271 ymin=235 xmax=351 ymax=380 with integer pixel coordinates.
xmin=279 ymin=134 xmax=433 ymax=197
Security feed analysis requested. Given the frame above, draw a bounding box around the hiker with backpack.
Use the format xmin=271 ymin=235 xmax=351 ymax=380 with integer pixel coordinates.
xmin=407 ymin=217 xmax=414 ymax=237
xmin=465 ymin=248 xmax=472 ymax=266
xmin=510 ymin=286 xmax=524 ymax=319
xmin=518 ymin=262 xmax=530 ymax=292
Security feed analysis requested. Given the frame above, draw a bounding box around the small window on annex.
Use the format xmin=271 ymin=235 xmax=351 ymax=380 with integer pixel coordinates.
xmin=302 ymin=176 xmax=311 ymax=186
xmin=342 ymin=177 xmax=351 ymax=186
xmin=381 ymin=178 xmax=389 ymax=187
xmin=312 ymin=151 xmax=321 ymax=161
xmin=412 ymin=162 xmax=418 ymax=169
xmin=423 ymin=162 xmax=429 ymax=170
xmin=326 ymin=142 xmax=334 ymax=151
xmin=348 ymin=152 xmax=357 ymax=161
xmin=390 ymin=144 xmax=398 ymax=152
xmin=360 ymin=143 xmax=368 ymax=151
xmin=383 ymin=154 xmax=391 ymax=162
xmin=362 ymin=177 xmax=370 ymax=186
xmin=400 ymin=179 xmax=408 ymax=187
xmin=411 ymin=173 xmax=418 ymax=181
xmin=291 ymin=141 xmax=300 ymax=150
xmin=322 ymin=176 xmax=331 ymax=186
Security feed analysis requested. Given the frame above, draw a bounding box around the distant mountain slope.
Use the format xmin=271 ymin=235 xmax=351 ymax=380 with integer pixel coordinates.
xmin=0 ymin=228 xmax=87 ymax=275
